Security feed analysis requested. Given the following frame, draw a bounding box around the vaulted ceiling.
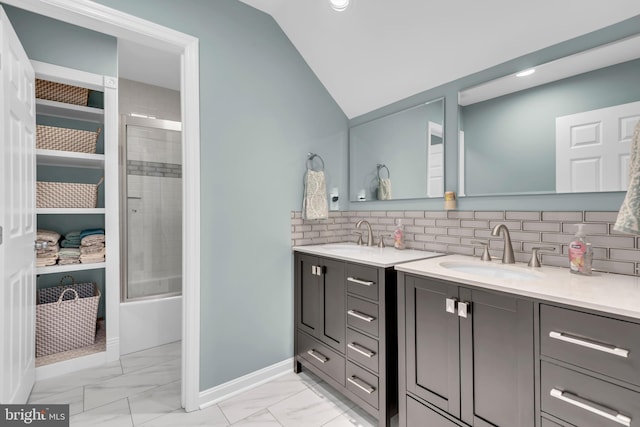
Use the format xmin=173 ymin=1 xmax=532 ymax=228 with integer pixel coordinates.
xmin=238 ymin=0 xmax=640 ymax=118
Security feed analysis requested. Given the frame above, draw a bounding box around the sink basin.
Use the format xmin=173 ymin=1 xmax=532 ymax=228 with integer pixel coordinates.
xmin=439 ymin=261 xmax=542 ymax=281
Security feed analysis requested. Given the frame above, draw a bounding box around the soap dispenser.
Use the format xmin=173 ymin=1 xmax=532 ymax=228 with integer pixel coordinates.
xmin=569 ymin=224 xmax=592 ymax=275
xmin=393 ymin=219 xmax=405 ymax=250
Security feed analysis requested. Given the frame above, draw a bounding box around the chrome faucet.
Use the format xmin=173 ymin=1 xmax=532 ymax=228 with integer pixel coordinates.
xmin=356 ymin=219 xmax=374 ymax=246
xmin=491 ymin=224 xmax=515 ymax=264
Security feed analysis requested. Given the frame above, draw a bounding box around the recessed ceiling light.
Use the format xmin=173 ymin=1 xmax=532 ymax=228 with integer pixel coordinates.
xmin=516 ymin=68 xmax=536 ymax=77
xmin=330 ymin=0 xmax=350 ymax=12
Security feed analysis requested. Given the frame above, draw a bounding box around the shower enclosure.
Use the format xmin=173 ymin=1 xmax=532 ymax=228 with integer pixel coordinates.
xmin=119 ymin=115 xmax=182 ymax=353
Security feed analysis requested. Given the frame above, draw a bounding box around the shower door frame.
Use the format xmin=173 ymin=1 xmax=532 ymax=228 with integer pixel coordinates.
xmin=120 ymin=115 xmax=183 ymax=302
xmin=2 ymin=0 xmax=203 ymax=412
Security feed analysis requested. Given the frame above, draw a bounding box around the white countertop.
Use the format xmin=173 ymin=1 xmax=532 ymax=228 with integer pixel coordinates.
xmin=292 ymin=243 xmax=444 ymax=268
xmin=395 ymin=254 xmax=640 ymax=320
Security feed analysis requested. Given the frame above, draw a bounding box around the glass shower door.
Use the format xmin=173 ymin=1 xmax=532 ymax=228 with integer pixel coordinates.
xmin=121 ymin=116 xmax=182 ymax=300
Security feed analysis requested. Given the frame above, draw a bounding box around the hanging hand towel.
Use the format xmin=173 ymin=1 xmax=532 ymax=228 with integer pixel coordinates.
xmin=614 ymin=121 xmax=640 ymax=234
xmin=302 ymin=169 xmax=328 ymax=220
xmin=378 ymin=178 xmax=392 ymax=200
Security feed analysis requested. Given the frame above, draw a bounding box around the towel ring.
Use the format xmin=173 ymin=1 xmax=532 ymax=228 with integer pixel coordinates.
xmin=377 ymin=163 xmax=390 ymax=179
xmin=307 ymin=153 xmax=325 ymax=172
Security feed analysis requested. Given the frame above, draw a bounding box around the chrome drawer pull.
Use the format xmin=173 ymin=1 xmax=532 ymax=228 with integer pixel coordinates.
xmin=348 ymin=376 xmax=375 ymax=394
xmin=550 ymin=388 xmax=631 ymax=427
xmin=307 ymin=349 xmax=328 ymax=364
xmin=549 ymin=331 xmax=630 ymax=358
xmin=347 ymin=277 xmax=374 ymax=286
xmin=348 ymin=310 xmax=375 ymax=322
xmin=348 ymin=343 xmax=375 ymax=358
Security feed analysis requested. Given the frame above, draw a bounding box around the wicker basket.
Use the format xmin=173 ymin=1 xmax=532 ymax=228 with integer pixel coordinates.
xmin=36 ymin=177 xmax=104 ymax=209
xmin=36 ymin=79 xmax=89 ymax=106
xmin=36 ymin=276 xmax=101 ymax=357
xmin=36 ymin=125 xmax=101 ymax=154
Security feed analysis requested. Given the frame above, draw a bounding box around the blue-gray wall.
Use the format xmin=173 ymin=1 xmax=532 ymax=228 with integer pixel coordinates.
xmin=349 ymin=14 xmax=640 ymax=212
xmin=87 ymin=0 xmax=348 ymax=390
xmin=1 ymin=4 xmax=116 ymax=75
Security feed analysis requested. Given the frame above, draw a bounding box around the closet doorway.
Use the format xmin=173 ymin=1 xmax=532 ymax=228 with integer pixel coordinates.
xmin=2 ymin=0 xmax=202 ymax=412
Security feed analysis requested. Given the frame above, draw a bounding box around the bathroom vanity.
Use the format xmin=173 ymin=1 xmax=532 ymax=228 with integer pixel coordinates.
xmin=292 ymin=243 xmax=442 ymax=427
xmin=396 ymin=255 xmax=640 ymax=427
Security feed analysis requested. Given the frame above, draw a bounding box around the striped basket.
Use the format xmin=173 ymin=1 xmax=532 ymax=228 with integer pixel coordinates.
xmin=36 ymin=125 xmax=101 ymax=154
xmin=35 ymin=79 xmax=89 ymax=106
xmin=36 ymin=276 xmax=100 ymax=357
xmin=36 ymin=177 xmax=104 ymax=209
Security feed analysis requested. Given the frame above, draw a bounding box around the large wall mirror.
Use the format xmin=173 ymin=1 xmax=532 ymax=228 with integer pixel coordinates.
xmin=349 ymin=97 xmax=445 ymax=201
xmin=458 ymin=34 xmax=640 ymax=196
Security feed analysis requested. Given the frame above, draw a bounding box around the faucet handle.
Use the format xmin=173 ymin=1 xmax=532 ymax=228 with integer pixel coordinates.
xmin=352 ymin=231 xmax=363 ymax=246
xmin=471 ymin=240 xmax=492 ymax=261
xmin=528 ymin=246 xmax=556 ymax=267
xmin=377 ymin=233 xmax=391 ymax=248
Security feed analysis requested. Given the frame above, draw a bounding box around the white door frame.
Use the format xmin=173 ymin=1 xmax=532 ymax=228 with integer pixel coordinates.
xmin=2 ymin=0 xmax=201 ymax=412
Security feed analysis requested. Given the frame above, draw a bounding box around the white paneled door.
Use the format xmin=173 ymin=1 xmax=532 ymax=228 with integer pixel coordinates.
xmin=0 ymin=5 xmax=36 ymax=404
xmin=556 ymin=101 xmax=640 ymax=193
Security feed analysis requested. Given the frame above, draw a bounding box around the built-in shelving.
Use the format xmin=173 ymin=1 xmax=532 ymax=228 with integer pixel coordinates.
xmin=36 ymin=149 xmax=104 ymax=169
xmin=36 ymin=262 xmax=106 ymax=275
xmin=36 ymin=98 xmax=103 ymax=122
xmin=32 ymin=60 xmax=118 ymax=380
xmin=36 ymin=208 xmax=105 ymax=215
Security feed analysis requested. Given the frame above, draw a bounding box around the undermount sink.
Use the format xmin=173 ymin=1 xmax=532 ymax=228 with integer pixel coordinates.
xmin=439 ymin=261 xmax=542 ymax=281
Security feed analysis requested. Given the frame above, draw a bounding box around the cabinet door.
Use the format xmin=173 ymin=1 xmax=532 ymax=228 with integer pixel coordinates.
xmin=320 ymin=258 xmax=345 ymax=352
xmin=405 ymin=276 xmax=460 ymax=418
xmin=296 ymin=253 xmax=320 ymax=337
xmin=459 ymin=288 xmax=534 ymax=427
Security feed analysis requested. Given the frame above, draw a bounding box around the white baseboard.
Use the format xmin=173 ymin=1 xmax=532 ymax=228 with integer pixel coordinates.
xmin=36 ymin=351 xmax=108 ymax=381
xmin=199 ymin=358 xmax=293 ymax=409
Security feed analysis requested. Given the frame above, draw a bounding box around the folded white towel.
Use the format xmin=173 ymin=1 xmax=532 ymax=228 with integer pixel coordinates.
xmin=614 ymin=121 xmax=640 ymax=234
xmin=378 ymin=178 xmax=392 ymax=200
xmin=302 ymin=170 xmax=328 ymax=220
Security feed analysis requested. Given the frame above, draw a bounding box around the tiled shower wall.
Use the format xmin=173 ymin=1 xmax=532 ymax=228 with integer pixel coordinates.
xmin=291 ymin=210 xmax=640 ymax=276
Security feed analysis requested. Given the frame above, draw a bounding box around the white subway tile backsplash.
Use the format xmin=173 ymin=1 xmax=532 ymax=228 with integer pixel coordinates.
xmin=291 ymin=210 xmax=640 ymax=276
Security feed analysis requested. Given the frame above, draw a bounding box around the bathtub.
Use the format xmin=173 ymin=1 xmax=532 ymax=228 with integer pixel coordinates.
xmin=119 ymin=294 xmax=182 ymax=355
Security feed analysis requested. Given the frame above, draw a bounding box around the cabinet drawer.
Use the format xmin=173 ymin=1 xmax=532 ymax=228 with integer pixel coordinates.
xmin=541 ymin=361 xmax=640 ymax=427
xmin=541 ymin=304 xmax=640 ymax=386
xmin=541 ymin=417 xmax=566 ymax=427
xmin=407 ymin=396 xmax=457 ymax=427
xmin=346 ymin=328 xmax=379 ymax=374
xmin=347 ymin=296 xmax=379 ymax=337
xmin=346 ymin=263 xmax=378 ymax=301
xmin=346 ymin=361 xmax=379 ymax=410
xmin=297 ymin=331 xmax=345 ymax=386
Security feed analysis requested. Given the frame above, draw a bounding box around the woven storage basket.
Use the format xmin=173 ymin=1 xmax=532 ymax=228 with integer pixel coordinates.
xmin=36 ymin=79 xmax=89 ymax=106
xmin=36 ymin=276 xmax=101 ymax=357
xmin=36 ymin=177 xmax=104 ymax=209
xmin=36 ymin=125 xmax=101 ymax=154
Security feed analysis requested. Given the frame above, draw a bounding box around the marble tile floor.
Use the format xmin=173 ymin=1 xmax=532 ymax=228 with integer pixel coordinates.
xmin=28 ymin=341 xmax=397 ymax=426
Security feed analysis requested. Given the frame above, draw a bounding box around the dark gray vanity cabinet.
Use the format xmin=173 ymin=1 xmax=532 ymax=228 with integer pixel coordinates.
xmin=398 ymin=273 xmax=535 ymax=427
xmin=294 ymin=251 xmax=398 ymax=427
xmin=295 ymin=253 xmax=346 ymax=352
xmin=539 ymin=304 xmax=640 ymax=427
